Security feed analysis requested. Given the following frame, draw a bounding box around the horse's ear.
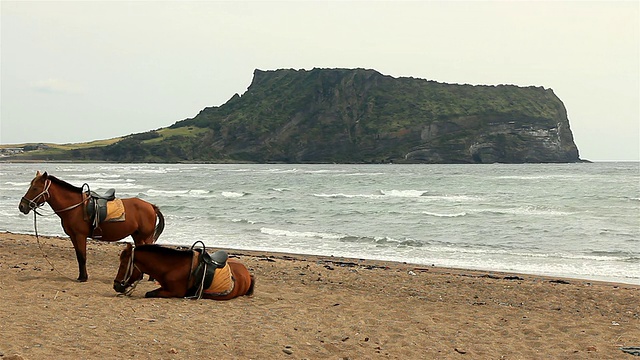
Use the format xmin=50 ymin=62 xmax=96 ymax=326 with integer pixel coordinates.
xmin=36 ymin=171 xmax=41 ymax=177
xmin=42 ymin=171 xmax=48 ymax=178
xmin=126 ymin=243 xmax=133 ymax=250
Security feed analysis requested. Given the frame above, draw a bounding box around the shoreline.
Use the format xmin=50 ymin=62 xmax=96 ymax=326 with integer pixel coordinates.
xmin=5 ymin=230 xmax=638 ymax=287
xmin=1 ymin=231 xmax=639 ymax=359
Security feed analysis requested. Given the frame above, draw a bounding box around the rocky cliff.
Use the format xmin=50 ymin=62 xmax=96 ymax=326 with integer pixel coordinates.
xmin=165 ymin=68 xmax=579 ymax=163
xmin=12 ymin=68 xmax=581 ymax=163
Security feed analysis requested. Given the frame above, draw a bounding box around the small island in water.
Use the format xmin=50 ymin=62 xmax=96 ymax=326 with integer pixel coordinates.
xmin=2 ymin=68 xmax=581 ymax=164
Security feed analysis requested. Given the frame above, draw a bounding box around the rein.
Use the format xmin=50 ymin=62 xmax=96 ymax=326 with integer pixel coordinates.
xmin=32 ymin=200 xmax=87 ymax=217
xmin=33 ymin=211 xmax=75 ymax=281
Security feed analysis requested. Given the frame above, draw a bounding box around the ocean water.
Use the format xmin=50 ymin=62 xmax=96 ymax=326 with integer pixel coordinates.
xmin=1 ymin=162 xmax=638 ymax=285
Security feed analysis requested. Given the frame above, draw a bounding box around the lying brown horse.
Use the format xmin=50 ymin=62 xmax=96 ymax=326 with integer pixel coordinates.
xmin=113 ymin=243 xmax=255 ymax=300
xmin=19 ymin=171 xmax=165 ymax=282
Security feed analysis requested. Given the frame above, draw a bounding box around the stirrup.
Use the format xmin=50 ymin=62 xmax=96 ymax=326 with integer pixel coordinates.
xmin=92 ymin=226 xmax=103 ymax=239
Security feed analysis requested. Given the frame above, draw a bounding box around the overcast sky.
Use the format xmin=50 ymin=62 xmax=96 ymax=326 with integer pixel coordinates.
xmin=1 ymin=1 xmax=638 ymax=161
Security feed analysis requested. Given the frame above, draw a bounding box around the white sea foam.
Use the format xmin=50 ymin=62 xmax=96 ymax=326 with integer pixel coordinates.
xmin=232 ymin=218 xmax=258 ymax=224
xmin=102 ymin=167 xmax=168 ymax=174
xmin=91 ymin=182 xmax=143 ymax=190
xmin=270 ymin=188 xmax=289 ymax=192
xmin=304 ymin=169 xmax=341 ymax=174
xmin=69 ymin=173 xmax=121 ymax=179
xmin=422 ymin=211 xmax=468 ymax=218
xmin=224 ymin=168 xmax=254 ymax=173
xmin=339 ymin=172 xmax=385 ymax=176
xmin=5 ymin=181 xmax=30 ymax=187
xmin=313 ymin=189 xmax=434 ymax=199
xmin=221 ymin=191 xmax=247 ymax=198
xmin=471 ymin=206 xmax=573 ymax=216
xmin=497 ymin=175 xmax=577 ymax=180
xmin=260 ymin=227 xmax=343 ymax=240
xmin=418 ymin=194 xmax=482 ymax=202
xmin=260 ymin=168 xmax=299 ymax=174
xmin=144 ymin=189 xmax=214 ymax=198
xmin=313 ymin=193 xmax=379 ymax=199
xmin=147 ymin=189 xmax=190 ymax=195
xmin=379 ymin=189 xmax=428 ymax=197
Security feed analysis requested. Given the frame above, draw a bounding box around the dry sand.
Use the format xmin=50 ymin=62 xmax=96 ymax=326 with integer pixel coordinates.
xmin=0 ymin=231 xmax=638 ymax=359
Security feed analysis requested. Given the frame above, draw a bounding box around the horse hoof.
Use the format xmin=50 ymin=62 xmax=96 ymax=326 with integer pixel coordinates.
xmin=77 ymin=277 xmax=88 ymax=282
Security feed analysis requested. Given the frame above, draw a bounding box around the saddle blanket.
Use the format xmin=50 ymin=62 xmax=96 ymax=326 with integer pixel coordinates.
xmin=105 ymin=199 xmax=126 ymax=222
xmin=203 ymin=262 xmax=234 ymax=296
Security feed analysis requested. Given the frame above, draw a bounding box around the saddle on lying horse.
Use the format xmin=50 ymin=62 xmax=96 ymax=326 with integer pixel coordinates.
xmin=84 ymin=187 xmax=125 ymax=239
xmin=186 ymin=241 xmax=234 ymax=299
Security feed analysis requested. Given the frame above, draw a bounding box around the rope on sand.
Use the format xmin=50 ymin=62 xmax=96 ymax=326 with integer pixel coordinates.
xmin=33 ymin=211 xmax=75 ymax=281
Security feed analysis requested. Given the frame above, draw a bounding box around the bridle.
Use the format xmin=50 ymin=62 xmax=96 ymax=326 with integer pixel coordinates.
xmin=117 ymin=246 xmax=143 ymax=296
xmin=21 ymin=179 xmax=52 ymax=213
xmin=23 ymin=179 xmax=88 ymax=215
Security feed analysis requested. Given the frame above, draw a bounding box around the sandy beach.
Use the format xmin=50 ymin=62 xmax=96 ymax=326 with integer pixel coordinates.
xmin=0 ymin=231 xmax=638 ymax=359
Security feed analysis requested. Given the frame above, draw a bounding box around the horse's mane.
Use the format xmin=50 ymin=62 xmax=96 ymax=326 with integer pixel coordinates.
xmin=46 ymin=174 xmax=84 ymax=193
xmin=136 ymin=244 xmax=193 ymax=258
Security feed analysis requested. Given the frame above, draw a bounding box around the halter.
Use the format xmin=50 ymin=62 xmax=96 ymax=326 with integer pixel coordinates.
xmin=118 ymin=246 xmax=143 ymax=296
xmin=23 ymin=179 xmax=87 ymax=215
xmin=22 ymin=179 xmax=51 ymax=212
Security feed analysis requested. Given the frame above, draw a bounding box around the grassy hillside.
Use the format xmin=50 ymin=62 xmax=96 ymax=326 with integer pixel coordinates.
xmin=1 ymin=68 xmax=580 ymax=163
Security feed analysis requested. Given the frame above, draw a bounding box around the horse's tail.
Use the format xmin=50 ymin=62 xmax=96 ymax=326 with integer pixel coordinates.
xmin=152 ymin=205 xmax=165 ymax=242
xmin=246 ymin=274 xmax=255 ymax=297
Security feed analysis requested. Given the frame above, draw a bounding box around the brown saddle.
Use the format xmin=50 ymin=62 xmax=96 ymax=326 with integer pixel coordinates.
xmin=83 ymin=185 xmax=118 ymax=239
xmin=186 ymin=241 xmax=228 ymax=298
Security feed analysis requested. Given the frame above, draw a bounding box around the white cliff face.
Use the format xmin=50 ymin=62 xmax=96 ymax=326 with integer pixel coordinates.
xmin=410 ymin=115 xmax=579 ymax=164
xmin=466 ymin=124 xmax=576 ymax=163
xmin=522 ymin=126 xmax=561 ymax=152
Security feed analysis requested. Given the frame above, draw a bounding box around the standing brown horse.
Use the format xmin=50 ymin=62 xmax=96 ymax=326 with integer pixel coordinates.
xmin=18 ymin=171 xmax=165 ymax=282
xmin=113 ymin=243 xmax=255 ymax=300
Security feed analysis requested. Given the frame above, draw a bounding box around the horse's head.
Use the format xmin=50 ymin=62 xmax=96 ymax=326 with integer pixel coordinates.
xmin=113 ymin=243 xmax=144 ymax=294
xmin=18 ymin=171 xmax=51 ymax=214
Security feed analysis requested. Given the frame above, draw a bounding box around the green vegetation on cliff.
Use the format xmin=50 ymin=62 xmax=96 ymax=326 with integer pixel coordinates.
xmin=3 ymin=68 xmax=580 ymax=163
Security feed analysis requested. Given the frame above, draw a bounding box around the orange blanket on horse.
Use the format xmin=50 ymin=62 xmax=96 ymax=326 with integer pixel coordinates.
xmin=203 ymin=262 xmax=234 ymax=296
xmin=105 ymin=199 xmax=125 ymax=222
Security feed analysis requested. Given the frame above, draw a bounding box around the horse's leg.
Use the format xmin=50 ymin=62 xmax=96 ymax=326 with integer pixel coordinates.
xmin=69 ymin=235 xmax=88 ymax=282
xmin=145 ymin=287 xmax=179 ymax=298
